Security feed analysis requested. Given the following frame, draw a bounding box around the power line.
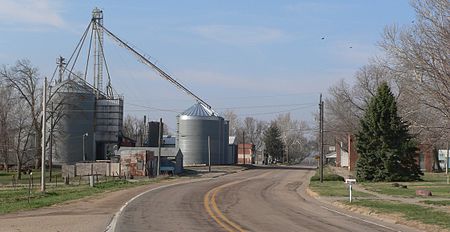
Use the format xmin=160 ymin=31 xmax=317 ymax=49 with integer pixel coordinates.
xmin=237 ymin=105 xmax=316 ymax=116
xmin=217 ymin=103 xmax=315 ymax=110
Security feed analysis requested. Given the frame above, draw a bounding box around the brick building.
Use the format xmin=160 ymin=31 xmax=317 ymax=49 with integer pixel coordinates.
xmin=336 ymin=135 xmax=437 ymax=173
xmin=237 ymin=143 xmax=255 ymax=164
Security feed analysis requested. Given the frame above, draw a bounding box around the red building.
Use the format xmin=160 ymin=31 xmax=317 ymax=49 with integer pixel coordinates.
xmin=237 ymin=144 xmax=254 ymax=165
xmin=417 ymin=144 xmax=433 ymax=172
xmin=336 ymin=134 xmax=434 ymax=173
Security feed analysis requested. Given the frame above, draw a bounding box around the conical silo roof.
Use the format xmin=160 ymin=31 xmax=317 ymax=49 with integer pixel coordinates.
xmin=53 ymin=78 xmax=95 ymax=94
xmin=181 ymin=103 xmax=216 ymax=117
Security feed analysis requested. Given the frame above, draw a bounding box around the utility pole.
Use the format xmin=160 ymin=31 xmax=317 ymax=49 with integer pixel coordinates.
xmin=242 ymin=131 xmax=245 ymax=165
xmin=82 ymin=133 xmax=88 ymax=161
xmin=41 ymin=77 xmax=47 ymax=192
xmin=143 ymin=115 xmax=147 ymax=146
xmin=446 ymin=141 xmax=449 ymax=176
xmin=157 ymin=118 xmax=162 ymax=176
xmin=319 ymin=94 xmax=324 ymax=183
xmin=208 ymin=136 xmax=211 ymax=172
xmin=49 ymin=102 xmax=54 ymax=182
xmin=140 ymin=129 xmax=144 ymax=147
xmin=287 ymin=142 xmax=289 ymax=165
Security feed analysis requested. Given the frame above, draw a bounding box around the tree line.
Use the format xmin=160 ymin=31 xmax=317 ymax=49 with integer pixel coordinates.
xmin=0 ymin=60 xmax=45 ymax=179
xmin=122 ymin=111 xmax=317 ymax=164
xmin=222 ymin=111 xmax=316 ymax=164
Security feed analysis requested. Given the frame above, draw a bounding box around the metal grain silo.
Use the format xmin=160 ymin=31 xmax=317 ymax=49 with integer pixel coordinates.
xmin=148 ymin=121 xmax=162 ymax=147
xmin=177 ymin=103 xmax=228 ymax=165
xmin=223 ymin=120 xmax=231 ymax=164
xmin=51 ymin=79 xmax=95 ymax=164
xmin=95 ymin=97 xmax=123 ymax=159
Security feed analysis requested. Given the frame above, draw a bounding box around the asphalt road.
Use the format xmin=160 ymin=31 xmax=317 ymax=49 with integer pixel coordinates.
xmin=114 ymin=167 xmax=421 ymax=232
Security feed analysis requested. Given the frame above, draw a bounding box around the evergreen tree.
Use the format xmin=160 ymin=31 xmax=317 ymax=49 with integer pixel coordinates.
xmin=263 ymin=123 xmax=285 ymax=162
xmin=356 ymin=82 xmax=423 ymax=182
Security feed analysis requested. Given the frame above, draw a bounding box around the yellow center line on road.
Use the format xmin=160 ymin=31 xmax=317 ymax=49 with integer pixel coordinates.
xmin=203 ymin=188 xmax=236 ymax=232
xmin=203 ymin=171 xmax=272 ymax=232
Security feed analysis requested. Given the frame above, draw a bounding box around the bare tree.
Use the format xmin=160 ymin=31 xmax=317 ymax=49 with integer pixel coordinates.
xmin=325 ymin=62 xmax=408 ymax=146
xmin=0 ymin=60 xmax=43 ymax=169
xmin=122 ymin=115 xmax=150 ymax=144
xmin=380 ymin=0 xmax=449 ymax=125
xmin=0 ymin=85 xmax=13 ymax=171
xmin=241 ymin=117 xmax=267 ymax=152
xmin=274 ymin=113 xmax=311 ymax=163
xmin=377 ymin=0 xmax=449 ymax=170
xmin=222 ymin=110 xmax=241 ymax=137
xmin=10 ymin=98 xmax=34 ymax=180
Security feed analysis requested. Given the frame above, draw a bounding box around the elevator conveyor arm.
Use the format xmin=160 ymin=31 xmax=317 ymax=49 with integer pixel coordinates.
xmin=96 ymin=21 xmax=212 ymax=110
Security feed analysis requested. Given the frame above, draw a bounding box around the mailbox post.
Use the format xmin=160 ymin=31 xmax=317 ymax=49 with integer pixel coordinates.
xmin=345 ymin=179 xmax=356 ymax=203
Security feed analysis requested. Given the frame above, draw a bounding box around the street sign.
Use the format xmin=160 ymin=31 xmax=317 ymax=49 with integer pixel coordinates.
xmin=345 ymin=179 xmax=356 ymax=184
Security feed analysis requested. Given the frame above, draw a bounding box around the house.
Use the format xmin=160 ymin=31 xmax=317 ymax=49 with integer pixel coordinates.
xmin=335 ymin=134 xmax=358 ymax=171
xmin=336 ymin=136 xmax=437 ymax=173
xmin=437 ymin=149 xmax=450 ymax=170
xmin=237 ymin=143 xmax=255 ymax=164
xmin=335 ymin=141 xmax=349 ymax=168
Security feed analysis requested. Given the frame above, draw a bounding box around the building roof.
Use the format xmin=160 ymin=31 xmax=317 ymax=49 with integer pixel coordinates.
xmin=53 ymin=78 xmax=95 ymax=94
xmin=325 ymin=152 xmax=336 ymax=159
xmin=163 ymin=135 xmax=176 ymax=145
xmin=181 ymin=103 xmax=216 ymax=117
xmin=229 ymin=136 xmax=236 ymax=145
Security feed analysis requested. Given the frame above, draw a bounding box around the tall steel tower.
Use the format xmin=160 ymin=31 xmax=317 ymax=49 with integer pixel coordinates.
xmin=92 ymin=7 xmax=104 ymax=97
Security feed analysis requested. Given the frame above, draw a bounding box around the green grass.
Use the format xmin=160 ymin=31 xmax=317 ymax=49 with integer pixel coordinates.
xmin=309 ymin=181 xmax=372 ymax=197
xmin=358 ymin=172 xmax=450 ymax=198
xmin=361 ymin=182 xmax=450 ymax=198
xmin=360 ymin=182 xmax=417 ymax=197
xmin=421 ymin=200 xmax=450 ymax=206
xmin=346 ymin=200 xmax=450 ymax=229
xmin=310 ymin=166 xmax=345 ymax=181
xmin=0 ymin=178 xmax=166 ymax=214
xmin=0 ymin=168 xmax=62 ymax=185
xmin=422 ymin=172 xmax=450 ymax=182
xmin=309 ymin=166 xmax=371 ymax=197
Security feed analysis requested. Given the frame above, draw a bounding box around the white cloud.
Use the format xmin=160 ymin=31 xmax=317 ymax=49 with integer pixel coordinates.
xmin=0 ymin=0 xmax=66 ymax=28
xmin=192 ymin=25 xmax=285 ymax=45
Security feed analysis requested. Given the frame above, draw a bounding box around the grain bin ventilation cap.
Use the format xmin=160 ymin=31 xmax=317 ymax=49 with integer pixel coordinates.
xmin=181 ymin=103 xmax=217 ymax=117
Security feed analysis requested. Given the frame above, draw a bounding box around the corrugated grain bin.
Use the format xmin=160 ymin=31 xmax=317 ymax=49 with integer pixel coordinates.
xmin=52 ymin=79 xmax=95 ymax=164
xmin=177 ymin=103 xmax=229 ymax=165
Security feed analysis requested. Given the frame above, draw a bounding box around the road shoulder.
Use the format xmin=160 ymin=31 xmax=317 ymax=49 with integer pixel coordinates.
xmin=0 ymin=166 xmax=248 ymax=232
xmin=306 ymin=167 xmax=450 ymax=232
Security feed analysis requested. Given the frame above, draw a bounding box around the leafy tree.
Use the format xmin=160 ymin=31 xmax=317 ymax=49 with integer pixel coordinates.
xmin=356 ymin=82 xmax=423 ymax=181
xmin=263 ymin=123 xmax=284 ymax=163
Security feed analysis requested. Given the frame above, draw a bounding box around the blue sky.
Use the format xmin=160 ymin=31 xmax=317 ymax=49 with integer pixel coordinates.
xmin=0 ymin=0 xmax=415 ymax=132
